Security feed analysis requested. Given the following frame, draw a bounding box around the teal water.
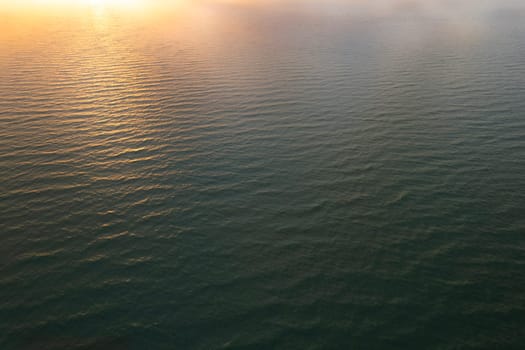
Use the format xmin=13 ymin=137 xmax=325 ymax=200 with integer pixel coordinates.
xmin=1 ymin=1 xmax=525 ymax=349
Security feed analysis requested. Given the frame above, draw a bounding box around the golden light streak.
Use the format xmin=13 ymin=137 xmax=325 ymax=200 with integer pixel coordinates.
xmin=1 ymin=0 xmax=147 ymax=12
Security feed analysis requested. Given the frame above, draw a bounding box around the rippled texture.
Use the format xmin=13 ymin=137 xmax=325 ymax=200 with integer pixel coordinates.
xmin=1 ymin=1 xmax=525 ymax=349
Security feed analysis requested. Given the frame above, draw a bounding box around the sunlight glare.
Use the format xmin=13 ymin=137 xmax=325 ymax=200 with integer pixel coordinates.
xmin=17 ymin=0 xmax=146 ymax=10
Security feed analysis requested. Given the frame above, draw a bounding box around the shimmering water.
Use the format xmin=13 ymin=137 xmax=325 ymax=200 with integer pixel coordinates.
xmin=1 ymin=1 xmax=525 ymax=349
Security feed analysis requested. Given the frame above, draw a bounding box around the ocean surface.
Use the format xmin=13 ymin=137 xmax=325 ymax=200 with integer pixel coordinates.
xmin=1 ymin=1 xmax=525 ymax=349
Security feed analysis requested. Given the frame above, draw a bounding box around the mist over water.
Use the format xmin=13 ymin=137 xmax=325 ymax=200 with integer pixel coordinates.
xmin=1 ymin=1 xmax=525 ymax=349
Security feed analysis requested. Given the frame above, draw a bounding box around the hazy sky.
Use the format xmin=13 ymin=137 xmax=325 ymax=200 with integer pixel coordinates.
xmin=1 ymin=0 xmax=524 ymax=28
xmin=2 ymin=0 xmax=525 ymax=12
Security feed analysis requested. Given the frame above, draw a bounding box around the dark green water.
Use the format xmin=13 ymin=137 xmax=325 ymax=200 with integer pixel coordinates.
xmin=1 ymin=1 xmax=525 ymax=349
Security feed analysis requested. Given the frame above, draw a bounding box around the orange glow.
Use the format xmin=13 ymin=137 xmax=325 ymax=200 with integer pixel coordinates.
xmin=0 ymin=0 xmax=150 ymax=14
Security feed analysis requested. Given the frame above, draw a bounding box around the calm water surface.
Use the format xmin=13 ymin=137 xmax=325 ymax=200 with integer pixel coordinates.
xmin=1 ymin=1 xmax=525 ymax=349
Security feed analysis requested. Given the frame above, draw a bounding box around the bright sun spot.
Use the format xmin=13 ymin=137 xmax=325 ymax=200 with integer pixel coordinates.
xmin=86 ymin=0 xmax=144 ymax=8
xmin=24 ymin=0 xmax=145 ymax=9
xmin=88 ymin=0 xmax=141 ymax=5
